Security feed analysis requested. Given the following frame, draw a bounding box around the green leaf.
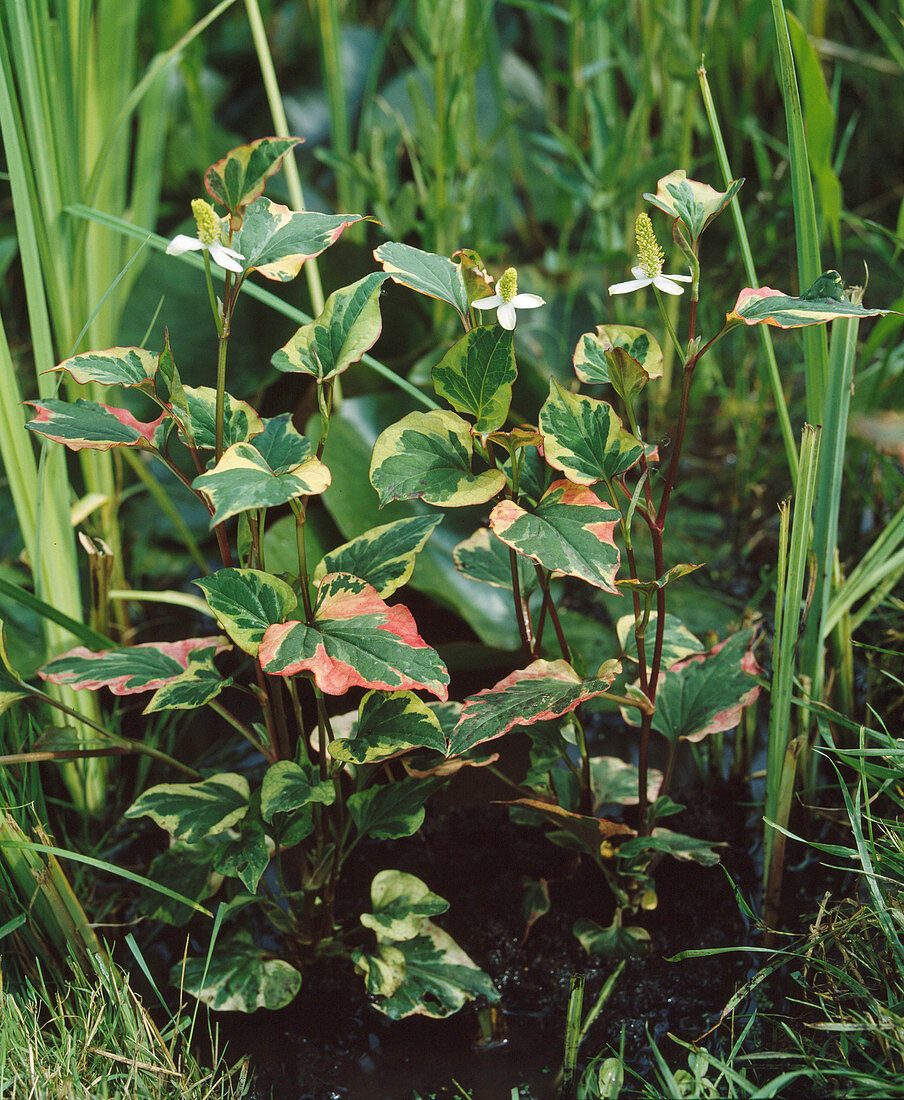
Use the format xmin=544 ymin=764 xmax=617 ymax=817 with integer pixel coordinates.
xmin=192 ymin=442 xmax=330 ymax=526
xmin=329 ymin=690 xmax=446 ymax=765
xmin=259 ymin=573 xmax=449 ymax=699
xmin=431 ymin=326 xmax=516 ymax=433
xmin=174 ymin=934 xmax=301 ymax=1012
xmin=39 ymin=637 xmax=229 ymax=696
xmin=213 ymin=791 xmax=270 ymax=893
xmin=539 ymin=379 xmax=644 ymax=484
xmin=590 ymin=756 xmax=663 ymax=810
xmin=354 ymin=921 xmax=498 ymax=1019
xmin=618 ymin=828 xmax=724 ymax=867
xmin=615 ymin=612 xmax=703 ymax=674
xmin=359 ymin=870 xmax=449 ymax=941
xmin=349 ymin=777 xmax=440 ymax=841
xmin=142 ymin=645 xmax=232 ymax=714
xmin=139 ymin=840 xmax=220 ymax=926
xmin=205 ymin=137 xmax=302 ymax=222
xmin=313 ymin=515 xmax=443 ymax=598
xmin=125 ymin=773 xmax=250 ymax=843
xmin=643 ymin=169 xmax=744 ymax=241
xmin=158 ymin=333 xmax=196 ymax=448
xmin=452 ymin=527 xmax=537 ymax=593
xmin=573 ymin=913 xmax=651 ymax=958
xmin=25 ymin=399 xmax=164 ymax=451
xmin=52 ymin=346 xmax=158 ymax=390
xmin=195 ymin=568 xmax=297 ymax=657
xmin=249 ymin=414 xmax=312 ymax=472
xmin=520 ymin=877 xmax=551 ymax=943
xmin=180 ymin=386 xmax=263 ymax=451
xmin=370 ymin=410 xmax=506 ymax=508
xmin=573 ymin=325 xmax=663 ymax=391
xmin=451 ymin=249 xmax=495 ymax=305
xmin=260 ymin=761 xmax=335 ymax=826
xmin=271 ymin=272 xmax=389 ymax=381
xmin=374 ymin=241 xmax=469 ymax=321
xmin=234 ymin=197 xmax=367 ymax=282
xmin=728 ymin=276 xmax=890 ymax=328
xmin=624 ymin=630 xmax=761 ymax=744
xmin=489 ymin=480 xmax=621 ymax=591
xmin=503 ymin=800 xmax=633 ymax=861
xmin=448 ymin=659 xmax=620 ymax=757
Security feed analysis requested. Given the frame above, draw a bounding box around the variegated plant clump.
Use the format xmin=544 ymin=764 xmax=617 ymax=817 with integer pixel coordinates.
xmin=22 ymin=143 xmax=893 ymax=1013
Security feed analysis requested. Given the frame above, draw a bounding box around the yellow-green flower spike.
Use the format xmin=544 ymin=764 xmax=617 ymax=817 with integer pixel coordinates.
xmin=496 ymin=267 xmax=518 ymax=303
xmin=191 ymin=199 xmax=221 ymax=247
xmin=635 ymin=212 xmax=665 ymax=280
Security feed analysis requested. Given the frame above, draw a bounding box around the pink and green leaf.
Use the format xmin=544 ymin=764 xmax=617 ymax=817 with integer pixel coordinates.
xmin=328 ymin=690 xmax=447 ymax=765
xmin=259 ymin=573 xmax=449 ymax=700
xmin=313 ymin=515 xmax=443 ymax=598
xmin=271 ymin=272 xmax=389 ymax=381
xmin=142 ymin=647 xmax=232 ymax=713
xmin=728 ymin=273 xmax=890 ymax=329
xmin=539 ymin=379 xmax=644 ymax=485
xmin=643 ymin=169 xmax=744 ymax=240
xmin=194 ymin=569 xmax=297 ymax=656
xmin=192 ymin=442 xmax=331 ymax=526
xmin=573 ymin=325 xmax=663 ymax=390
xmin=204 ymin=137 xmax=302 ymax=223
xmin=25 ymin=399 xmax=164 ymax=451
xmin=52 ymin=346 xmax=158 ymax=390
xmin=369 ymin=409 xmax=506 ymax=508
xmin=233 ymin=198 xmax=367 ymax=282
xmin=447 ymin=658 xmax=620 ymax=757
xmin=431 ymin=325 xmax=516 ymax=434
xmin=39 ymin=637 xmax=230 ymax=695
xmin=489 ymin=480 xmax=621 ymax=592
xmin=374 ymin=242 xmax=470 ymax=321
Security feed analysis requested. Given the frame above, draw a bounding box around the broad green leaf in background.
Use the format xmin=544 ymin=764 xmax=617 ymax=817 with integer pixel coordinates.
xmin=39 ymin=637 xmax=229 ymax=695
xmin=125 ymin=773 xmax=250 ymax=844
xmin=249 ymin=414 xmax=313 ymax=471
xmin=271 ymin=272 xmax=389 ymax=381
xmin=447 ymin=658 xmax=621 ymax=757
xmin=374 ymin=241 xmax=470 ymax=321
xmin=234 ymin=198 xmax=367 ymax=282
xmin=205 ymin=137 xmax=302 ymax=223
xmin=370 ymin=409 xmax=506 ymax=508
xmin=52 ymin=346 xmax=158 ymax=390
xmin=431 ymin=325 xmax=516 ymax=434
xmin=359 ymin=870 xmax=449 ymax=941
xmin=195 ymin=569 xmax=297 ymax=656
xmin=489 ymin=480 xmax=621 ymax=591
xmin=25 ymin=399 xmax=164 ymax=451
xmin=348 ymin=776 xmax=441 ymax=840
xmin=174 ymin=934 xmax=301 ymax=1012
xmin=573 ymin=325 xmax=663 ymax=392
xmin=623 ymin=630 xmax=761 ymax=744
xmin=180 ymin=386 xmax=263 ymax=451
xmin=643 ymin=170 xmax=744 ymax=242
xmin=142 ymin=646 xmax=232 ymax=713
xmin=192 ymin=442 xmax=330 ymax=526
xmin=329 ymin=690 xmax=446 ymax=765
xmin=259 ymin=573 xmax=449 ymax=700
xmin=728 ymin=274 xmax=890 ymax=328
xmin=313 ymin=515 xmax=443 ymax=598
xmin=452 ymin=527 xmax=538 ymax=593
xmin=260 ymin=760 xmax=335 ymax=824
xmin=616 ymin=612 xmax=703 ymax=674
xmin=354 ymin=920 xmax=499 ymax=1019
xmin=574 ymin=914 xmax=651 ymax=958
xmin=539 ymin=380 xmax=644 ymax=485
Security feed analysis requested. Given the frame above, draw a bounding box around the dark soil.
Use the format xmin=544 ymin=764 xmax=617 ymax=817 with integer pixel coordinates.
xmin=226 ymin=777 xmax=765 ymax=1100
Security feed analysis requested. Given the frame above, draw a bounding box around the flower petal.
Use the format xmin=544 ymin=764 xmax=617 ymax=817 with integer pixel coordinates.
xmin=608 ymin=277 xmax=651 ymax=296
xmin=652 ymin=275 xmax=689 ymax=295
xmin=166 ymin=234 xmax=204 ymax=257
xmin=510 ymin=294 xmax=545 ymax=310
xmin=473 ymin=294 xmax=503 ymax=310
xmin=496 ymin=302 xmax=517 ymax=329
xmin=209 ymin=242 xmax=246 ymax=273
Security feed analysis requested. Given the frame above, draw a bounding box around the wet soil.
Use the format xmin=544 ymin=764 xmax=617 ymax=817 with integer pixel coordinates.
xmin=226 ymin=777 xmax=768 ymax=1100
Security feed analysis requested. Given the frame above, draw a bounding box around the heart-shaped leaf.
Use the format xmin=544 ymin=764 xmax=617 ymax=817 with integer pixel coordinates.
xmin=173 ymin=933 xmax=301 ymax=1012
xmin=573 ymin=325 xmax=663 ymax=390
xmin=452 ymin=527 xmax=538 ymax=593
xmin=313 ymin=515 xmax=443 ymax=598
xmin=643 ymin=170 xmax=744 ymax=241
xmin=348 ymin=776 xmax=440 ymax=840
xmin=125 ymin=773 xmax=250 ymax=843
xmin=250 ymin=414 xmax=313 ymax=472
xmin=374 ymin=242 xmax=470 ymax=321
xmin=205 ymin=137 xmax=302 ymax=223
xmin=359 ymin=870 xmax=449 ymax=941
xmin=329 ymin=690 xmax=446 ymax=765
xmin=539 ymin=379 xmax=644 ymax=484
xmin=195 ymin=569 xmax=297 ymax=656
xmin=179 ymin=386 xmax=263 ymax=451
xmin=260 ymin=760 xmax=335 ymax=823
xmin=431 ymin=325 xmax=516 ymax=433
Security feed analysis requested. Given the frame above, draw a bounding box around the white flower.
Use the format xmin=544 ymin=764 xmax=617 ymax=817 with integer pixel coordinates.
xmin=473 ymin=267 xmax=544 ymax=330
xmin=608 ymin=212 xmax=692 ymax=297
xmin=166 ymin=198 xmax=244 ymax=274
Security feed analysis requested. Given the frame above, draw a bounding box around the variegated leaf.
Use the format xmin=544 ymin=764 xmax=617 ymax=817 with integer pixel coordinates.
xmin=359 ymin=869 xmax=448 ymax=941
xmin=125 ymin=773 xmax=249 ymax=843
xmin=348 ymin=776 xmax=440 ymax=840
xmin=174 ymin=933 xmax=301 ymax=1012
xmin=643 ymin=170 xmax=744 ymax=240
xmin=180 ymin=386 xmax=263 ymax=451
xmin=192 ymin=442 xmax=330 ymax=526
xmin=271 ymin=272 xmax=389 ymax=381
xmin=39 ymin=637 xmax=230 ymax=695
xmin=143 ymin=646 xmax=232 ymax=713
xmin=250 ymin=414 xmax=313 ymax=473
xmin=618 ymin=828 xmax=724 ymax=866
xmin=259 ymin=573 xmax=449 ymax=700
xmin=374 ymin=242 xmax=470 ymax=321
xmin=52 ymin=346 xmax=158 ymax=390
xmin=194 ymin=569 xmax=296 ymax=656
xmin=212 ymin=790 xmax=270 ymax=893
xmin=204 ymin=137 xmax=301 ymax=221
xmin=539 ymin=379 xmax=644 ymax=484
xmin=329 ymin=690 xmax=446 ymax=765
xmin=590 ymin=756 xmax=662 ymax=810
xmin=615 ymin=612 xmax=703 ymax=674
xmin=25 ymin=399 xmax=164 ymax=451
xmin=489 ymin=480 xmax=621 ymax=591
xmin=728 ymin=275 xmax=889 ymax=329
xmin=573 ymin=325 xmax=663 ymax=389
xmin=431 ymin=325 xmax=516 ymax=433
xmin=448 ymin=658 xmax=620 ymax=757
xmin=615 ymin=562 xmax=702 ymax=594
xmin=369 ymin=409 xmax=506 ymax=508
xmin=233 ymin=197 xmax=366 ymax=282
xmin=313 ymin=515 xmax=442 ymax=598
xmin=260 ymin=760 xmax=335 ymax=824
xmin=452 ymin=527 xmax=537 ymax=593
